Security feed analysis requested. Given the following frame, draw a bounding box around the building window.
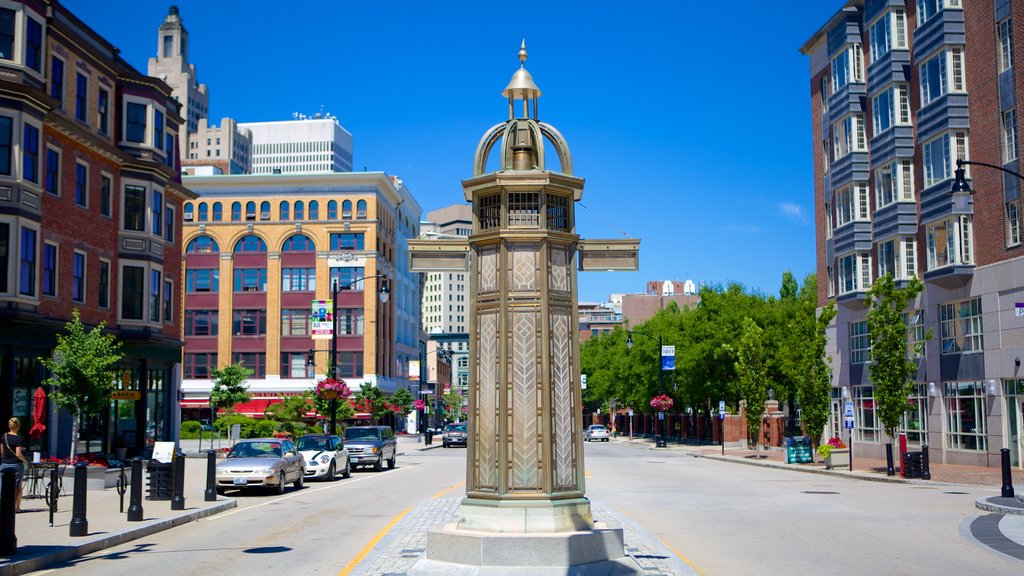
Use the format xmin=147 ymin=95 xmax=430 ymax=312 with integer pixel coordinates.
xmin=42 ymin=242 xmax=56 ymax=297
xmin=917 ymin=0 xmax=962 ymax=26
xmin=334 ymin=352 xmax=363 ymax=378
xmin=186 ymin=236 xmax=219 ymax=253
xmin=926 ymin=215 xmax=973 ymax=269
xmin=75 ymin=74 xmax=87 ymax=123
xmin=152 ymin=190 xmax=163 ymax=237
xmin=876 ymin=236 xmax=916 ymax=281
xmin=22 ymin=122 xmax=38 ymax=183
xmin=163 ymin=279 xmax=173 ymax=323
xmin=294 ymin=201 xmax=304 ymax=220
xmin=233 ymin=268 xmax=267 ymax=292
xmin=98 ymin=259 xmax=109 ymax=308
xmin=245 ymin=201 xmax=256 ymax=221
xmin=329 ymin=267 xmax=364 ymax=290
xmin=18 ymin=226 xmax=35 ymax=296
xmin=999 ymin=18 xmax=1014 ymax=73
xmin=940 ymin=298 xmax=983 ymax=355
xmin=1003 ymin=108 xmax=1017 ymax=163
xmin=75 ymin=163 xmax=87 ymax=207
xmin=45 ymin=148 xmax=59 ymax=195
xmin=281 ymin=352 xmax=310 ymax=379
xmin=197 ymin=202 xmax=208 ymax=222
xmin=184 ymin=353 xmax=217 ymax=379
xmin=97 ymin=173 xmax=111 ymax=217
xmin=923 ymin=131 xmax=967 ymax=188
xmin=25 ymin=17 xmax=41 ymax=73
xmin=0 ymin=116 xmax=10 ymax=175
xmin=0 ymin=8 xmax=13 ymax=61
xmin=838 ymin=252 xmax=871 ymax=295
xmin=186 ymin=269 xmax=218 ymax=292
xmin=231 ymin=201 xmax=241 ymax=221
xmin=184 ymin=203 xmax=194 ymax=222
xmin=73 ymin=251 xmax=85 ymax=303
xmin=943 ymin=381 xmax=986 ymax=451
xmin=282 ymin=267 xmax=315 ymax=292
xmin=279 ymin=201 xmax=289 ymax=220
xmin=830 ymin=44 xmax=863 ymax=94
xmin=308 ymin=200 xmax=319 ymax=220
xmin=330 ymin=233 xmax=364 ymax=250
xmin=232 ymin=309 xmax=266 ymax=336
xmin=165 ymin=205 xmax=174 ymax=242
xmin=342 ymin=200 xmax=352 ymax=219
xmin=126 ymin=102 xmax=147 ymax=143
xmin=234 ymin=235 xmax=266 ymax=252
xmin=328 ymin=200 xmax=337 ymax=219
xmin=235 ymin=353 xmax=266 ymax=378
xmin=124 ymin=185 xmax=146 ymax=231
xmin=282 ymin=234 xmax=314 ymax=252
xmin=833 ymin=114 xmax=865 ymax=159
xmin=212 ymin=202 xmax=222 ymax=221
xmin=875 ymin=159 xmax=913 ymax=208
xmin=834 ymin=184 xmax=869 ymax=227
xmin=98 ymin=89 xmax=109 ymax=135
xmin=260 ymin=201 xmax=270 ymax=221
xmin=281 ymin=309 xmax=309 ymax=336
xmin=50 ymin=57 xmax=64 ymax=105
xmin=853 ymin=385 xmax=881 ymax=443
xmin=871 ymin=83 xmax=910 ymax=135
xmin=149 ymin=269 xmax=161 ymax=322
xmin=163 ymin=34 xmax=173 ymax=58
xmin=336 ymin=308 xmax=364 ymax=335
xmin=121 ymin=265 xmax=145 ymax=320
xmin=185 ymin=310 xmax=218 ymax=336
xmin=920 ymin=47 xmax=965 ymax=105
xmin=356 ymin=200 xmax=367 ymax=219
xmin=1007 ymin=199 xmax=1021 ymax=247
xmin=850 ymin=321 xmax=870 ymax=364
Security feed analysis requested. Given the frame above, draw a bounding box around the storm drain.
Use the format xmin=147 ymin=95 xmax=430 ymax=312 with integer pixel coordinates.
xmin=801 ymin=490 xmax=840 ymax=495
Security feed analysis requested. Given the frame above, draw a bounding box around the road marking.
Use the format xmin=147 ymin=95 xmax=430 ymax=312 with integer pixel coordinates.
xmin=585 ymin=468 xmax=592 ymax=478
xmin=663 ymin=540 xmax=706 ymax=575
xmin=431 ymin=481 xmax=465 ymax=499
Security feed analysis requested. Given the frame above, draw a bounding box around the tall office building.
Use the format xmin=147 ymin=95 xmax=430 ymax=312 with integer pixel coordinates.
xmin=241 ymin=117 xmax=354 ymax=175
xmin=147 ymin=6 xmax=208 ymax=154
xmin=803 ymin=1 xmax=1024 ymax=469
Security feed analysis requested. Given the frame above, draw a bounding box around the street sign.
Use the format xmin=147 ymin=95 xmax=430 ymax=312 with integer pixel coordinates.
xmin=845 ymin=417 xmax=854 ymax=430
xmin=580 ymin=374 xmax=587 ymax=389
xmin=627 ymin=409 xmax=633 ymax=417
xmin=658 ymin=411 xmax=664 ymax=420
xmin=661 ymin=345 xmax=675 ymax=371
xmin=844 ymin=401 xmax=854 ymax=417
xmin=719 ymin=400 xmax=726 ymax=413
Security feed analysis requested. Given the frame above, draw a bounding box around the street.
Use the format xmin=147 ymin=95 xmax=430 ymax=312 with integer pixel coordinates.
xmin=26 ymin=439 xmax=1024 ymax=575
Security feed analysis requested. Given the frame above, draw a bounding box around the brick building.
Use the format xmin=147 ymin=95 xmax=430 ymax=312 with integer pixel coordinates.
xmin=803 ymin=1 xmax=1024 ymax=469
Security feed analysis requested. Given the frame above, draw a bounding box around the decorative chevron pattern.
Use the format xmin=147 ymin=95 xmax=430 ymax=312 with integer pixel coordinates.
xmin=480 ymin=247 xmax=497 ymax=292
xmin=511 ymin=310 xmax=539 ymax=491
xmin=476 ymin=312 xmax=498 ymax=491
xmin=549 ymin=246 xmax=568 ymax=292
xmin=551 ymin=312 xmax=577 ymax=490
xmin=511 ymin=244 xmax=537 ymax=291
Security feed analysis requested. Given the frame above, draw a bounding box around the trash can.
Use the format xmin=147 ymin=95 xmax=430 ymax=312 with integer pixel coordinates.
xmin=146 ymin=460 xmax=174 ymax=500
xmin=425 ymin=429 xmax=433 ymax=446
xmin=903 ymin=451 xmax=923 ymax=479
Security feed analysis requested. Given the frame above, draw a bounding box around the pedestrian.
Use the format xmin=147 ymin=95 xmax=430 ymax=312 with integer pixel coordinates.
xmin=1 ymin=417 xmax=30 ymax=512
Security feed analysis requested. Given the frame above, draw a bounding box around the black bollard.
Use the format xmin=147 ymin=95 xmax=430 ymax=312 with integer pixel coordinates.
xmin=47 ymin=468 xmax=58 ymax=527
xmin=69 ymin=462 xmax=89 ymax=537
xmin=116 ymin=465 xmax=128 ymax=513
xmin=127 ymin=457 xmax=144 ymax=522
xmin=171 ymin=453 xmax=186 ymax=510
xmin=885 ymin=443 xmax=895 ymax=476
xmin=205 ymin=450 xmax=218 ymax=501
xmin=921 ymin=445 xmax=931 ymax=480
xmin=1002 ymin=448 xmax=1015 ymax=498
xmin=0 ymin=468 xmax=17 ymax=555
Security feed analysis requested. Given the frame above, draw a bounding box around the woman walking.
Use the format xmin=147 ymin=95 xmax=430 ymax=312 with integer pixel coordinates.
xmin=1 ymin=417 xmax=30 ymax=512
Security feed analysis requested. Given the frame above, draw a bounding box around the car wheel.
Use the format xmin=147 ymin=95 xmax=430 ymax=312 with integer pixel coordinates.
xmin=326 ymin=461 xmax=336 ymax=481
xmin=294 ymin=470 xmax=304 ymax=490
xmin=342 ymin=459 xmax=351 ymax=479
xmin=387 ymin=452 xmax=396 ymax=469
xmin=275 ymin=472 xmax=286 ymax=495
xmin=373 ymin=455 xmax=383 ymax=472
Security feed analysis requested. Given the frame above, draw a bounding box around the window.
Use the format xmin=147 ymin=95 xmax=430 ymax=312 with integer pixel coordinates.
xmin=0 ymin=222 xmax=6 ymax=293
xmin=920 ymin=48 xmax=965 ymax=105
xmin=260 ymin=201 xmax=270 ymax=221
xmin=279 ymin=201 xmax=289 ymax=220
xmin=163 ymin=34 xmax=173 ymax=58
xmin=124 ymin=185 xmax=146 ymax=231
xmin=940 ymin=298 xmax=983 ymax=355
xmin=152 ymin=190 xmax=163 ymax=237
xmin=834 ymin=184 xmax=869 ymax=227
xmin=336 ymin=308 xmax=364 ymax=335
xmin=334 ymin=351 xmax=363 ymax=378
xmin=22 ymin=122 xmax=38 ymax=183
xmin=235 ymin=353 xmax=265 ymax=378
xmin=330 ymin=233 xmax=364 ymax=250
xmin=165 ymin=205 xmax=174 ymax=242
xmin=1007 ymin=199 xmax=1021 ymax=246
xmin=230 ymin=202 xmax=241 ymax=221
xmin=830 ymin=44 xmax=863 ymax=94
xmin=330 ymin=267 xmax=365 ymax=291
xmin=308 ymin=200 xmax=319 ymax=220
xmin=871 ymin=83 xmax=910 ymax=135
xmin=294 ymin=201 xmax=304 ymax=220
xmin=153 ymin=109 xmax=163 ymax=150
xmin=98 ymin=89 xmax=109 ymax=135
xmin=233 ymin=268 xmax=267 ymax=292
xmin=282 ymin=352 xmax=310 ymax=379
xmin=356 ymin=200 xmax=367 ymax=218
xmin=926 ymin=215 xmax=973 ymax=269
xmin=838 ymin=252 xmax=871 ymax=295
xmin=853 ymin=385 xmax=881 ymax=443
xmin=45 ymin=148 xmax=59 ymax=195
xmin=944 ymin=381 xmax=986 ymax=451
xmin=75 ymin=162 xmax=87 ymax=207
xmin=42 ymin=242 xmax=56 ymax=297
xmin=282 ymin=234 xmax=314 ymax=251
xmin=832 ymin=114 xmax=865 ymax=159
xmin=923 ymin=131 xmax=967 ymax=187
xmin=18 ymin=226 xmax=35 ymax=296
xmin=876 ymin=236 xmax=916 ymax=281
xmin=184 ymin=353 xmax=217 ymax=379
xmin=184 ymin=203 xmax=194 ymax=222
xmin=917 ymin=0 xmax=961 ymax=26
xmin=121 ymin=265 xmax=144 ymax=320
xmin=50 ymin=57 xmax=64 ymax=105
xmin=98 ymin=259 xmax=109 ymax=308
xmin=281 ymin=309 xmax=310 ymax=336
xmin=195 ymin=202 xmax=208 ymax=222
xmin=72 ymin=251 xmax=85 ymax=303
xmin=328 ymin=200 xmax=337 ymax=219
xmin=150 ymin=269 xmax=161 ymax=322
xmin=0 ymin=116 xmax=10 ymax=174
xmin=850 ymin=321 xmax=870 ymax=364
xmin=342 ymin=200 xmax=352 ymax=219
xmin=126 ymin=102 xmax=147 ymax=143
xmin=232 ymin=309 xmax=266 ymax=336
xmin=245 ymin=201 xmax=255 ymax=221
xmin=869 ymin=10 xmax=907 ymax=62
xmin=875 ymin=159 xmax=914 ymax=208
xmin=212 ymin=202 xmax=222 ymax=221
xmin=165 ymin=134 xmax=174 ymax=167
xmin=282 ymin=267 xmax=315 ymax=291
xmin=186 ymin=269 xmax=218 ymax=292
xmin=999 ymin=18 xmax=1014 ymax=73
xmin=25 ymin=17 xmax=40 ymax=73
xmin=234 ymin=235 xmax=267 ymax=252
xmin=1003 ymin=108 xmax=1017 ymax=163
xmin=75 ymin=73 xmax=87 ymax=123
xmin=186 ymin=236 xmax=219 ymax=253
xmin=185 ymin=310 xmax=218 ymax=336
xmin=0 ymin=8 xmax=13 ymax=61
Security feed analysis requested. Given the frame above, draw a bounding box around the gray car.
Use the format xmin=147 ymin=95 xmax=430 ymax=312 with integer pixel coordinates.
xmin=343 ymin=426 xmax=397 ymax=472
xmin=215 ymin=438 xmax=305 ymax=494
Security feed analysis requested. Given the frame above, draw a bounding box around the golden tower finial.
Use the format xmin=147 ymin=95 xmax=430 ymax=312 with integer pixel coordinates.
xmin=518 ymin=39 xmax=528 ymax=66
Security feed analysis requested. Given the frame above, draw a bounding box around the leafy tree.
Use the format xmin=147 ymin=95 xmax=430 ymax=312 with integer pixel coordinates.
xmin=865 ymin=275 xmax=926 ymax=443
xmin=265 ymin=392 xmax=313 ymax=423
xmin=40 ymin=309 xmax=124 ymax=459
xmin=734 ymin=316 xmax=769 ymax=450
xmin=442 ymin=391 xmax=465 ymax=420
xmin=351 ymin=383 xmax=386 ymax=424
xmin=389 ymin=387 xmax=415 ymax=417
xmin=792 ymin=276 xmax=836 ymax=453
xmin=210 ymin=362 xmax=253 ymax=416
xmin=312 ymin=380 xmax=355 ymax=426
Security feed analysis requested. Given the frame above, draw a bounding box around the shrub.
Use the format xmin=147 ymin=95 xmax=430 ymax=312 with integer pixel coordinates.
xmin=179 ymin=420 xmax=201 ymax=439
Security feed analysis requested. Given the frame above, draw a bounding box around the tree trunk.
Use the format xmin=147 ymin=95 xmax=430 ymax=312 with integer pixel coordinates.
xmin=70 ymin=410 xmax=79 ymax=460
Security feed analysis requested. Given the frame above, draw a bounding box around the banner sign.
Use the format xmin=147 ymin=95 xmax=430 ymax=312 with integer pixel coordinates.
xmin=409 ymin=360 xmax=420 ymax=381
xmin=311 ymin=299 xmax=333 ymax=340
xmin=661 ymin=345 xmax=675 ymax=371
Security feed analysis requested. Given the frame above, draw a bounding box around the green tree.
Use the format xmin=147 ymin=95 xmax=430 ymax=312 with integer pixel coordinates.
xmin=442 ymin=391 xmax=465 ymax=420
xmin=352 ymin=383 xmax=386 ymax=424
xmin=265 ymin=392 xmax=313 ymax=423
xmin=792 ymin=276 xmax=836 ymax=453
xmin=210 ymin=363 xmax=253 ymax=416
xmin=865 ymin=275 xmax=926 ymax=448
xmin=390 ymin=387 xmax=415 ymax=417
xmin=40 ymin=309 xmax=124 ymax=459
xmin=312 ymin=387 xmax=355 ymax=427
xmin=734 ymin=316 xmax=769 ymax=450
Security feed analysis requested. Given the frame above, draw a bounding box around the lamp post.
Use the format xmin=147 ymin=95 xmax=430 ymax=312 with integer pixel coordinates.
xmin=328 ymin=274 xmax=390 ymax=434
xmin=626 ymin=329 xmax=668 ymax=448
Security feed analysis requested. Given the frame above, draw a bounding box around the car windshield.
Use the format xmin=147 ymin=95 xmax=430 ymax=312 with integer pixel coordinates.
xmin=296 ymin=437 xmax=331 ymax=451
xmin=590 ymin=426 xmax=606 ymax=431
xmin=228 ymin=441 xmax=283 ymax=458
xmin=344 ymin=428 xmax=381 ymax=441
xmin=445 ymin=425 xmax=467 ymax=433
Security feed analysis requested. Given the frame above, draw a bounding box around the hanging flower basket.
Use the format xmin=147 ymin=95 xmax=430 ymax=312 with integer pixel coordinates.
xmin=649 ymin=394 xmax=674 ymax=412
xmin=315 ymin=378 xmax=351 ymax=401
xmin=414 ymin=399 xmax=426 ymax=410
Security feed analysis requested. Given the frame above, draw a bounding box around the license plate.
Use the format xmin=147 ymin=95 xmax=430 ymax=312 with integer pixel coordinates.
xmin=233 ymin=477 xmax=246 ymax=485
xmin=349 ymin=455 xmax=359 ymax=461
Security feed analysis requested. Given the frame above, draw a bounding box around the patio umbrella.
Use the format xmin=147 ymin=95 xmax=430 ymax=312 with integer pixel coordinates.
xmin=29 ymin=387 xmax=46 ymax=440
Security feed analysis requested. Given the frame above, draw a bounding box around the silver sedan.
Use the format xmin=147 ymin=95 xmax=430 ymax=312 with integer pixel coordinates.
xmin=215 ymin=438 xmax=305 ymax=495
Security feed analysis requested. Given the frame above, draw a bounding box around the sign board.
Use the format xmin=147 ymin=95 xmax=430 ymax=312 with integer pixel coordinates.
xmin=628 ymin=409 xmax=633 ymax=417
xmin=311 ymin=299 xmax=333 ymax=340
xmin=111 ymin=390 xmax=141 ymax=401
xmin=408 ymin=360 xmax=420 ymax=381
xmin=719 ymin=400 xmax=726 ymax=413
xmin=152 ymin=442 xmax=176 ymax=463
xmin=844 ymin=400 xmax=855 ymax=429
xmin=230 ymin=423 xmax=241 ymax=442
xmin=580 ymin=374 xmax=587 ymax=390
xmin=661 ymin=345 xmax=675 ymax=371
xmin=1017 ymin=303 xmax=1024 ymax=317
xmin=658 ymin=411 xmax=665 ymax=420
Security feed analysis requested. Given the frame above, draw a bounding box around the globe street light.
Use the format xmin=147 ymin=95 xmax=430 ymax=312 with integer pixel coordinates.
xmin=626 ymin=329 xmax=668 ymax=448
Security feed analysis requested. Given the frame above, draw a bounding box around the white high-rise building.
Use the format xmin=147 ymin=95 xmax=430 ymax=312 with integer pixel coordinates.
xmin=241 ymin=116 xmax=354 ymax=174
xmin=147 ymin=6 xmax=208 ymax=154
xmin=419 ymin=204 xmax=472 ymax=335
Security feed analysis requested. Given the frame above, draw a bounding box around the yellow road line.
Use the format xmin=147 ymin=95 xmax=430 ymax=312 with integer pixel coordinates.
xmin=431 ymin=481 xmax=465 ymax=499
xmin=585 ymin=468 xmax=592 ymax=478
xmin=663 ymin=540 xmax=705 ymax=575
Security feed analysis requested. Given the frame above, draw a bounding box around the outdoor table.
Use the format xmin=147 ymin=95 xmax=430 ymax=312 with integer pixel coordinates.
xmin=25 ymin=461 xmax=59 ymax=498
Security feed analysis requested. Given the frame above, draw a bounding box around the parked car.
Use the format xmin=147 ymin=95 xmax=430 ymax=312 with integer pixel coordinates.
xmin=215 ymin=438 xmax=305 ymax=494
xmin=584 ymin=424 xmax=610 ymax=442
xmin=343 ymin=425 xmax=397 ymax=472
xmin=297 ymin=434 xmax=350 ymax=480
xmin=442 ymin=423 xmax=468 ymax=448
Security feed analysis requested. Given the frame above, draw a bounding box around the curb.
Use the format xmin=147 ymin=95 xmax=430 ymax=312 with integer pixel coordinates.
xmin=691 ymin=452 xmax=967 ymax=487
xmin=0 ymin=499 xmax=237 ymax=576
xmin=975 ymin=495 xmax=1024 ymax=516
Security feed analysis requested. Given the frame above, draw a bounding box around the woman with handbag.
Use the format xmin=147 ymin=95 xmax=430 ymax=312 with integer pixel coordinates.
xmin=1 ymin=417 xmax=30 ymax=512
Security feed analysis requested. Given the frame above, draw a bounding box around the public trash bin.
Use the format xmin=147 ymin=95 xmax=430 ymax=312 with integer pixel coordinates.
xmin=785 ymin=436 xmax=813 ymax=464
xmin=146 ymin=460 xmax=174 ymax=500
xmin=903 ymin=451 xmax=923 ymax=479
xmin=425 ymin=429 xmax=433 ymax=446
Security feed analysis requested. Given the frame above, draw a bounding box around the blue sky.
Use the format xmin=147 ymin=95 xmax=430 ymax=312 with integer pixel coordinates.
xmin=63 ymin=0 xmax=843 ymax=302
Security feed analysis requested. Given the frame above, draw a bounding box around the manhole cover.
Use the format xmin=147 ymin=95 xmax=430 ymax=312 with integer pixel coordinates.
xmin=801 ymin=491 xmax=840 ymax=495
xmin=944 ymin=491 xmax=969 ymax=495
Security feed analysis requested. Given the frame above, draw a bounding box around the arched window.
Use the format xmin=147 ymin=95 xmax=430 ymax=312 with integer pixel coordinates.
xmin=198 ymin=202 xmax=208 ymax=221
xmin=280 ymin=201 xmax=290 ymax=220
xmin=260 ymin=201 xmax=270 ymax=220
xmin=294 ymin=201 xmax=304 ymax=220
xmin=308 ymin=200 xmax=319 ymax=220
xmin=234 ymin=235 xmax=267 ymax=252
xmin=184 ymin=203 xmax=194 ymax=221
xmin=342 ymin=200 xmax=352 ymax=219
xmin=356 ymin=200 xmax=367 ymax=219
xmin=231 ymin=202 xmax=241 ymax=221
xmin=245 ymin=201 xmax=256 ymax=220
xmin=282 ymin=234 xmax=315 ymax=252
xmin=186 ymin=236 xmax=220 ymax=253
xmin=327 ymin=200 xmax=338 ymax=219
xmin=212 ymin=202 xmax=223 ymax=221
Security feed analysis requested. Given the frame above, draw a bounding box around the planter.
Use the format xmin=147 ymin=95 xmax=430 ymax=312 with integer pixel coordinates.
xmin=63 ymin=465 xmax=130 ymax=490
xmin=825 ymin=449 xmax=850 ymax=470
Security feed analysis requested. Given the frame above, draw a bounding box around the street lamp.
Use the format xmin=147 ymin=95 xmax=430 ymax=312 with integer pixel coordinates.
xmin=626 ymin=329 xmax=668 ymax=448
xmin=951 ymin=158 xmax=1024 ymax=206
xmin=328 ymin=274 xmax=390 ymax=434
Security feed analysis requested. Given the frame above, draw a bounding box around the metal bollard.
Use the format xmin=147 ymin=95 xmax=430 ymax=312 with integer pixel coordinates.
xmin=205 ymin=450 xmax=218 ymax=501
xmin=1002 ymin=448 xmax=1015 ymax=498
xmin=171 ymin=454 xmax=186 ymax=510
xmin=116 ymin=465 xmax=128 ymax=513
xmin=127 ymin=457 xmax=144 ymax=522
xmin=69 ymin=462 xmax=89 ymax=537
xmin=921 ymin=445 xmax=931 ymax=480
xmin=0 ymin=468 xmax=17 ymax=555
xmin=47 ymin=468 xmax=59 ymax=527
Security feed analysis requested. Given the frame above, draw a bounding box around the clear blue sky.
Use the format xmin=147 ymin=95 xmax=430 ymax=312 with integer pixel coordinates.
xmin=63 ymin=0 xmax=843 ymax=302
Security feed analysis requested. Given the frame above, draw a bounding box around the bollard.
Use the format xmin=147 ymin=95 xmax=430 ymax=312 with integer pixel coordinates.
xmin=69 ymin=462 xmax=89 ymax=537
xmin=1002 ymin=448 xmax=1016 ymax=498
xmin=0 ymin=468 xmax=17 ymax=555
xmin=47 ymin=468 xmax=59 ymax=527
xmin=885 ymin=443 xmax=895 ymax=476
xmin=116 ymin=465 xmax=128 ymax=513
xmin=127 ymin=457 xmax=144 ymax=522
xmin=171 ymin=453 xmax=186 ymax=510
xmin=921 ymin=445 xmax=931 ymax=481
xmin=205 ymin=450 xmax=218 ymax=501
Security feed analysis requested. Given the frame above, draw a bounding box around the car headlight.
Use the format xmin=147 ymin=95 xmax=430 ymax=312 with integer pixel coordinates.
xmin=253 ymin=467 xmax=274 ymax=475
xmin=371 ymin=447 xmax=379 ymax=453
xmin=319 ymin=455 xmax=331 ymax=464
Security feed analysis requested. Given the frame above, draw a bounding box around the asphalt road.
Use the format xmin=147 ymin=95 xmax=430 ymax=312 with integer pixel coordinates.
xmin=24 ymin=439 xmax=1024 ymax=575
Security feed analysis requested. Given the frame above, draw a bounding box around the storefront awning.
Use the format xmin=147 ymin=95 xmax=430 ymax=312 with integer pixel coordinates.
xmin=180 ymin=399 xmax=209 ymax=408
xmin=229 ymin=399 xmax=280 ymax=418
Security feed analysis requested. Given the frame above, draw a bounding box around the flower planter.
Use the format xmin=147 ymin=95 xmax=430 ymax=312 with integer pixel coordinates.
xmin=825 ymin=449 xmax=850 ymax=470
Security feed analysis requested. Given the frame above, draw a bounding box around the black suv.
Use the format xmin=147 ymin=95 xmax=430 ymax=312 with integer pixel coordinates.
xmin=343 ymin=425 xmax=397 ymax=472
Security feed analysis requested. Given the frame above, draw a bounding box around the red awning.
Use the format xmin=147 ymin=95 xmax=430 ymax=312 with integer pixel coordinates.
xmin=228 ymin=399 xmax=283 ymax=418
